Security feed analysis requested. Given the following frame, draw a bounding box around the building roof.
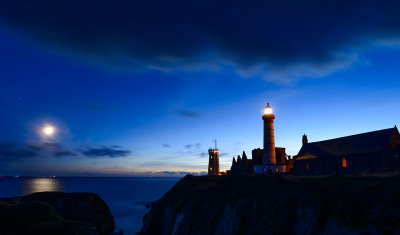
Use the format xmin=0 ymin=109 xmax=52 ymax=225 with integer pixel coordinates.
xmin=296 ymin=127 xmax=398 ymax=159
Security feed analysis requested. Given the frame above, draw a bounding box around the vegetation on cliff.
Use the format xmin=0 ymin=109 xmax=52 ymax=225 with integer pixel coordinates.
xmin=0 ymin=192 xmax=115 ymax=235
xmin=140 ymin=172 xmax=400 ymax=234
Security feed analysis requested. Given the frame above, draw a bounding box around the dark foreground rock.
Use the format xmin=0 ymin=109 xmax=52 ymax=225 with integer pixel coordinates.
xmin=0 ymin=192 xmax=115 ymax=235
xmin=140 ymin=174 xmax=400 ymax=235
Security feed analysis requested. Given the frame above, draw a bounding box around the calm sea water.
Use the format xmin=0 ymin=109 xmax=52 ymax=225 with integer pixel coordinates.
xmin=0 ymin=176 xmax=181 ymax=234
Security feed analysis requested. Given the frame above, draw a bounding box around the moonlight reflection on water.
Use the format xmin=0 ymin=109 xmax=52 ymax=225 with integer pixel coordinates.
xmin=23 ymin=177 xmax=63 ymax=195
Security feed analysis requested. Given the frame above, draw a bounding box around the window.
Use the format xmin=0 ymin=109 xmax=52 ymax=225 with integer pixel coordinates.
xmin=275 ymin=168 xmax=279 ymax=173
xmin=306 ymin=163 xmax=309 ymax=169
xmin=342 ymin=157 xmax=347 ymax=168
xmin=210 ymin=168 xmax=212 ymax=170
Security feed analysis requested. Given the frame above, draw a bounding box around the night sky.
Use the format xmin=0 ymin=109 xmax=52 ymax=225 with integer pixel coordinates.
xmin=1 ymin=0 xmax=400 ymax=176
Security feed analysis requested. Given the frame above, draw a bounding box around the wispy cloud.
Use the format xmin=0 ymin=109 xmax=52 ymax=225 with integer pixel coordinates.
xmin=0 ymin=141 xmax=132 ymax=162
xmin=1 ymin=1 xmax=400 ymax=83
xmin=0 ymin=142 xmax=77 ymax=162
xmin=79 ymin=146 xmax=131 ymax=158
xmin=174 ymin=108 xmax=201 ymax=118
xmin=184 ymin=144 xmax=192 ymax=149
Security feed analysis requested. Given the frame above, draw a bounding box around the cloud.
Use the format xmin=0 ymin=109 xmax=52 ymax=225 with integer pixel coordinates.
xmin=199 ymin=152 xmax=208 ymax=158
xmin=79 ymin=146 xmax=131 ymax=158
xmin=2 ymin=1 xmax=398 ymax=82
xmin=162 ymin=144 xmax=171 ymax=148
xmin=0 ymin=142 xmax=131 ymax=162
xmin=184 ymin=144 xmax=192 ymax=149
xmin=53 ymin=150 xmax=78 ymax=158
xmin=184 ymin=143 xmax=201 ymax=151
xmin=174 ymin=108 xmax=201 ymax=118
xmin=0 ymin=141 xmax=77 ymax=162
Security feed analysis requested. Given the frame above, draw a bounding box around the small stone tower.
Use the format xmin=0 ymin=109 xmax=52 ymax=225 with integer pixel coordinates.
xmin=262 ymin=103 xmax=276 ymax=166
xmin=208 ymin=148 xmax=219 ymax=175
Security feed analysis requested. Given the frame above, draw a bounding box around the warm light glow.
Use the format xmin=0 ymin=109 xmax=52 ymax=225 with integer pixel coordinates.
xmin=264 ymin=103 xmax=273 ymax=114
xmin=264 ymin=107 xmax=273 ymax=114
xmin=23 ymin=178 xmax=62 ymax=195
xmin=43 ymin=125 xmax=55 ymax=136
xmin=342 ymin=157 xmax=347 ymax=168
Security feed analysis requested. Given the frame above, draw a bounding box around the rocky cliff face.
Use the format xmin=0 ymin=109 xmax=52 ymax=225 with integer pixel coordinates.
xmin=140 ymin=174 xmax=400 ymax=235
xmin=0 ymin=192 xmax=115 ymax=234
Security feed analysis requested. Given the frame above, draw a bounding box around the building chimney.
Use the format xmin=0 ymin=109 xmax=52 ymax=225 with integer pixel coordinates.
xmin=302 ymin=134 xmax=308 ymax=145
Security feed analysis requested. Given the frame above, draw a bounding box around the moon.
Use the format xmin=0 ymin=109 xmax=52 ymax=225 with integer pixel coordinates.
xmin=42 ymin=125 xmax=55 ymax=136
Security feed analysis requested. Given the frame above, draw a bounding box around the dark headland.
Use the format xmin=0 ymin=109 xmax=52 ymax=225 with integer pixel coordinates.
xmin=1 ymin=171 xmax=399 ymax=234
xmin=140 ymin=171 xmax=400 ymax=235
xmin=0 ymin=192 xmax=116 ymax=235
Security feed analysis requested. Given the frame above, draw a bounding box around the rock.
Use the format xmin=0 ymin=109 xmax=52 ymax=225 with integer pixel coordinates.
xmin=139 ymin=174 xmax=400 ymax=235
xmin=0 ymin=192 xmax=115 ymax=235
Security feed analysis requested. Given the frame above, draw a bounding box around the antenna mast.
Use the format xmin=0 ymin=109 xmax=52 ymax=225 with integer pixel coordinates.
xmin=213 ymin=139 xmax=217 ymax=149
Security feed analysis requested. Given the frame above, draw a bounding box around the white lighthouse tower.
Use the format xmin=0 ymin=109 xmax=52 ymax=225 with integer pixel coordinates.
xmin=262 ymin=103 xmax=276 ymax=167
xmin=254 ymin=102 xmax=286 ymax=174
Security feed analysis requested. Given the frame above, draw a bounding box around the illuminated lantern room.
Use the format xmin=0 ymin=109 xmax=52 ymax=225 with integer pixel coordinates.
xmin=264 ymin=103 xmax=273 ymax=115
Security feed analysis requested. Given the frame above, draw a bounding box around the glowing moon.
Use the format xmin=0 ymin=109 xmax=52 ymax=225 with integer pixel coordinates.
xmin=43 ymin=125 xmax=55 ymax=136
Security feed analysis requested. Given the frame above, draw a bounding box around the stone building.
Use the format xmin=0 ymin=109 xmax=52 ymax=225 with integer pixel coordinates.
xmin=294 ymin=127 xmax=400 ymax=175
xmin=252 ymin=147 xmax=294 ymax=174
xmin=227 ymin=102 xmax=399 ymax=176
xmin=230 ymin=151 xmax=253 ymax=174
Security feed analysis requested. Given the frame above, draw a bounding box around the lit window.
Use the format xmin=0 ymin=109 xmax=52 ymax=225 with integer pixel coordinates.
xmin=211 ymin=157 xmax=212 ymax=159
xmin=275 ymin=168 xmax=279 ymax=173
xmin=306 ymin=163 xmax=309 ymax=169
xmin=342 ymin=157 xmax=347 ymax=168
xmin=210 ymin=168 xmax=212 ymax=170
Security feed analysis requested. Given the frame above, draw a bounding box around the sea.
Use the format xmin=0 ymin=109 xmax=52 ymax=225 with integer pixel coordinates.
xmin=0 ymin=176 xmax=181 ymax=234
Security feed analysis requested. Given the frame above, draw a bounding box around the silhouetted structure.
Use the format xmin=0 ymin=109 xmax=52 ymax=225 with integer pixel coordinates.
xmin=208 ymin=148 xmax=219 ymax=176
xmin=294 ymin=127 xmax=400 ymax=175
xmin=230 ymin=151 xmax=253 ymax=174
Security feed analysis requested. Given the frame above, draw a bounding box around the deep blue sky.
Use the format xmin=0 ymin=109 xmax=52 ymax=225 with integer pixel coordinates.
xmin=1 ymin=0 xmax=400 ymax=176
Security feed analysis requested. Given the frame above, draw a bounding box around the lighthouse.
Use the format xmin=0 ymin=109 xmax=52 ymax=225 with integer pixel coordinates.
xmin=262 ymin=103 xmax=276 ymax=168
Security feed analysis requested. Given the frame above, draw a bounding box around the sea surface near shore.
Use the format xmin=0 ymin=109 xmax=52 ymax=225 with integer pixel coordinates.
xmin=0 ymin=176 xmax=180 ymax=234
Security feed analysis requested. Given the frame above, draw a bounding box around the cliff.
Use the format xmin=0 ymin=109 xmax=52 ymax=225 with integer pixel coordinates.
xmin=0 ymin=192 xmax=115 ymax=235
xmin=140 ymin=173 xmax=400 ymax=235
